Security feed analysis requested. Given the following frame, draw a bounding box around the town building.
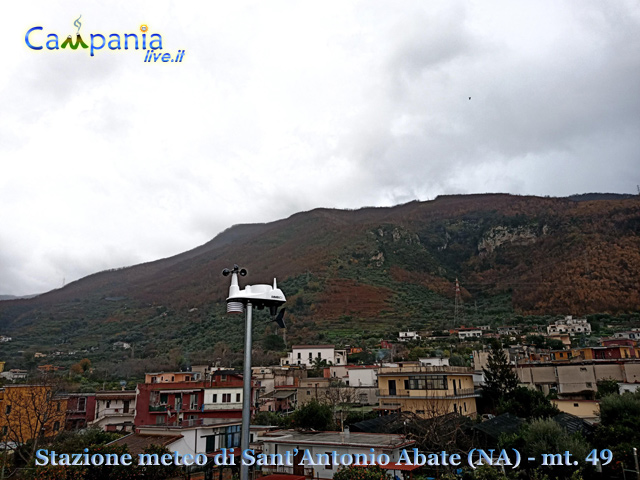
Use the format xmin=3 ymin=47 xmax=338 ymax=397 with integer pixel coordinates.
xmin=145 ymin=371 xmax=203 ymax=383
xmin=457 ymin=328 xmax=483 ymax=340
xmin=280 ymin=345 xmax=347 ymax=367
xmin=377 ymin=364 xmax=479 ymax=418
xmin=516 ymin=361 xmax=640 ymax=398
xmin=0 ymin=385 xmax=67 ymax=443
xmin=0 ymin=369 xmax=28 ymax=382
xmin=613 ymin=331 xmax=640 ymax=341
xmin=397 ymin=331 xmax=420 ymax=342
xmin=135 ymin=370 xmax=251 ymax=428
xmin=65 ymin=393 xmax=96 ymax=430
xmin=547 ymin=316 xmax=591 ymax=336
xmin=260 ymin=430 xmax=414 ymax=479
xmin=346 ymin=366 xmax=378 ymax=387
xmin=89 ymin=390 xmax=136 ymax=432
xmin=419 ymin=357 xmax=450 ymax=367
xmin=497 ymin=326 xmax=521 ymax=336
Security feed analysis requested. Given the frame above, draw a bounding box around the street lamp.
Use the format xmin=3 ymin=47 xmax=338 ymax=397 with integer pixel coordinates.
xmin=222 ymin=265 xmax=286 ymax=480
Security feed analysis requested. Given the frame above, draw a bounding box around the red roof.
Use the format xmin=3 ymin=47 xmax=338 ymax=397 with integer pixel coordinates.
xmin=259 ymin=476 xmax=306 ymax=480
xmin=379 ymin=464 xmax=422 ymax=471
xmin=355 ymin=463 xmax=422 ymax=471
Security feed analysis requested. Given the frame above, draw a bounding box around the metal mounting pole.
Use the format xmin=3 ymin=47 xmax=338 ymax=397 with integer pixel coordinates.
xmin=240 ymin=301 xmax=253 ymax=480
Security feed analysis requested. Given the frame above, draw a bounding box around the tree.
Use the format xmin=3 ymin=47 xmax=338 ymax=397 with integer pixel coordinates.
xmin=323 ymin=380 xmax=356 ymax=430
xmin=262 ymin=334 xmax=286 ymax=352
xmin=498 ymin=387 xmax=559 ymax=419
xmin=308 ymin=356 xmax=331 ymax=377
xmin=252 ymin=411 xmax=291 ymax=428
xmin=482 ymin=341 xmax=518 ymax=411
xmin=291 ymin=399 xmax=334 ymax=430
xmin=594 ymin=391 xmax=640 ymax=476
xmin=0 ymin=378 xmax=67 ymax=472
xmin=595 ymin=378 xmax=619 ymax=398
xmin=333 ymin=465 xmax=391 ymax=480
xmin=502 ymin=418 xmax=591 ymax=480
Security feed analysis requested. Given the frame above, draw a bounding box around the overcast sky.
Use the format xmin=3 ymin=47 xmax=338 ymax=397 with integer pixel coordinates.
xmin=1 ymin=1 xmax=638 ymax=296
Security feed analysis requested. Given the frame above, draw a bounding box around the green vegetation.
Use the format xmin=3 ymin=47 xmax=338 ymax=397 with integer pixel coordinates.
xmin=333 ymin=465 xmax=391 ymax=480
xmin=291 ymin=399 xmax=334 ymax=431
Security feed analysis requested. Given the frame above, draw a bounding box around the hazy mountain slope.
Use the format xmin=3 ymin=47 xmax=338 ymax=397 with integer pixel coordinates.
xmin=0 ymin=194 xmax=638 ymax=362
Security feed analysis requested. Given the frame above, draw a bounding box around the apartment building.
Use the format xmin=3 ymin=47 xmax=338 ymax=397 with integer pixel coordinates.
xmin=547 ymin=316 xmax=591 ymax=336
xmin=261 ymin=430 xmax=414 ymax=480
xmin=377 ymin=364 xmax=479 ymax=418
xmin=135 ymin=370 xmax=251 ymax=427
xmin=517 ymin=361 xmax=640 ymax=397
xmin=89 ymin=390 xmax=136 ymax=432
xmin=280 ymin=345 xmax=347 ymax=367
xmin=0 ymin=385 xmax=67 ymax=442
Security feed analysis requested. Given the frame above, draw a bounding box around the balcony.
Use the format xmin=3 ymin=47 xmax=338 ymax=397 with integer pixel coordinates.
xmin=378 ymin=365 xmax=473 ymax=375
xmin=378 ymin=388 xmax=478 ymax=400
xmin=203 ymin=402 xmax=243 ymax=411
xmin=149 ymin=405 xmax=167 ymax=412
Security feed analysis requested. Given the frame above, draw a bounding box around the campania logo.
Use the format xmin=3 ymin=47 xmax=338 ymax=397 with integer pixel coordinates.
xmin=25 ymin=16 xmax=185 ymax=62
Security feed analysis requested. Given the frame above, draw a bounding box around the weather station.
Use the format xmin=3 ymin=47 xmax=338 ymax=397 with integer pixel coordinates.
xmin=222 ymin=264 xmax=286 ymax=480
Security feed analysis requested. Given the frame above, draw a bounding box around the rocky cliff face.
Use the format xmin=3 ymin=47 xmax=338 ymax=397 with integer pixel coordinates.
xmin=478 ymin=224 xmax=548 ymax=256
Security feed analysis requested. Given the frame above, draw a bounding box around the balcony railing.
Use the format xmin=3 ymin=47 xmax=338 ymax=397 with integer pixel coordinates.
xmin=378 ymin=388 xmax=478 ymax=399
xmin=203 ymin=402 xmax=242 ymax=411
xmin=149 ymin=405 xmax=167 ymax=412
xmin=378 ymin=365 xmax=473 ymax=375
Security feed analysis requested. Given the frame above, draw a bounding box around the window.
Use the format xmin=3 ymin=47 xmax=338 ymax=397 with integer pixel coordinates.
xmin=309 ymin=353 xmax=313 ymax=360
xmin=223 ymin=394 xmax=231 ymax=403
xmin=586 ymin=382 xmax=593 ymax=388
xmin=325 ymin=453 xmax=333 ymax=470
xmin=156 ymin=415 xmax=166 ymax=424
xmin=408 ymin=375 xmax=447 ymax=390
xmin=574 ymin=403 xmax=579 ymax=407
xmin=1 ymin=426 xmax=7 ymax=435
xmin=106 ymin=401 xmax=111 ymax=409
xmin=336 ymin=358 xmax=340 ymax=364
xmin=317 ymin=352 xmax=322 ymax=359
xmin=53 ymin=421 xmax=60 ymax=432
xmin=225 ymin=425 xmax=241 ymax=448
xmin=212 ymin=394 xmax=218 ymax=403
xmin=171 ymin=376 xmax=174 ymax=381
xmin=297 ymin=353 xmax=301 ymax=359
xmin=78 ymin=397 xmax=87 ymax=412
xmin=5 ymin=405 xmax=11 ymax=415
xmin=236 ymin=393 xmax=241 ymax=402
xmin=404 ymin=380 xmax=409 ymax=390
xmin=206 ymin=435 xmax=217 ymax=453
xmin=307 ymin=390 xmax=311 ymax=395
xmin=160 ymin=394 xmax=168 ymax=405
xmin=57 ymin=402 xmax=61 ymax=412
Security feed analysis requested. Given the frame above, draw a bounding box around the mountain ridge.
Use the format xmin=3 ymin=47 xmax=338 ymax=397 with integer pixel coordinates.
xmin=0 ymin=193 xmax=638 ymax=365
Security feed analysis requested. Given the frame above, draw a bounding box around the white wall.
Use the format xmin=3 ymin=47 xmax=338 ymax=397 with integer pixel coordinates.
xmin=347 ymin=369 xmax=377 ymax=387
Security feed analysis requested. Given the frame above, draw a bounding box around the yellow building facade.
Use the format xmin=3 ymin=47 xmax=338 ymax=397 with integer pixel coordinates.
xmin=377 ymin=365 xmax=479 ymax=418
xmin=0 ymin=385 xmax=67 ymax=443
